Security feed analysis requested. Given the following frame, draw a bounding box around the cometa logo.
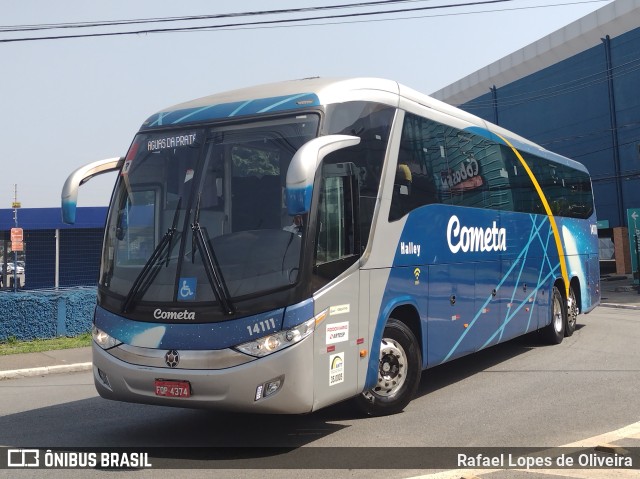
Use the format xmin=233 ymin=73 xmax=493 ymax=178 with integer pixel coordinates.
xmin=153 ymin=309 xmax=196 ymax=320
xmin=447 ymin=215 xmax=506 ymax=254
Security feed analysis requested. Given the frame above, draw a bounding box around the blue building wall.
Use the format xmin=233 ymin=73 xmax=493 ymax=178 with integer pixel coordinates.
xmin=1 ymin=207 xmax=107 ymax=289
xmin=459 ymin=28 xmax=640 ymax=229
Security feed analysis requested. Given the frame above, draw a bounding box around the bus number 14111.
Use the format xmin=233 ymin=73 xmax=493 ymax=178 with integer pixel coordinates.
xmin=247 ymin=318 xmax=277 ymax=336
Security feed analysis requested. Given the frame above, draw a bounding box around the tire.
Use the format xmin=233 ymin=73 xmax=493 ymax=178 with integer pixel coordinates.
xmin=565 ymin=285 xmax=578 ymax=337
xmin=356 ymin=319 xmax=421 ymax=416
xmin=544 ymin=285 xmax=566 ymax=344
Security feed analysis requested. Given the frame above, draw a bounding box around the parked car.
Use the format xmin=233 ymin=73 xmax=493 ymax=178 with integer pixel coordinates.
xmin=6 ymin=263 xmax=24 ymax=274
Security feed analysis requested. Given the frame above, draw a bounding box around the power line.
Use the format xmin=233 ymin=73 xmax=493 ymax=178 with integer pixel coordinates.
xmin=0 ymin=0 xmax=512 ymax=42
xmin=199 ymin=0 xmax=609 ymax=34
xmin=0 ymin=0 xmax=603 ymax=43
xmin=0 ymin=0 xmax=429 ymax=33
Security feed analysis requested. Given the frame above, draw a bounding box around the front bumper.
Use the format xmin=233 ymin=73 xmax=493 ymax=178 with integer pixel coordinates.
xmin=92 ymin=335 xmax=315 ymax=414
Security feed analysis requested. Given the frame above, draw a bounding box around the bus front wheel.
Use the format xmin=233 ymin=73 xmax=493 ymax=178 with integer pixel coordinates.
xmin=356 ymin=319 xmax=421 ymax=416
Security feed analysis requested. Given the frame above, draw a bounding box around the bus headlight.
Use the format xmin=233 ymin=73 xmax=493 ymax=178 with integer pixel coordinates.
xmin=235 ymin=317 xmax=316 ymax=358
xmin=92 ymin=326 xmax=122 ymax=350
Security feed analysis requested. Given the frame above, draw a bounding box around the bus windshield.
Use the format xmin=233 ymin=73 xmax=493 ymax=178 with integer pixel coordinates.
xmin=99 ymin=114 xmax=319 ymax=316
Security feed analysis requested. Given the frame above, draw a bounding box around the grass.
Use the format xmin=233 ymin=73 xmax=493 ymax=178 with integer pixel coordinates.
xmin=0 ymin=332 xmax=92 ymax=356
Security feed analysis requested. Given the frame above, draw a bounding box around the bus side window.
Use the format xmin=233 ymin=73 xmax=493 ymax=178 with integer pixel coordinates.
xmin=389 ymin=114 xmax=438 ymax=221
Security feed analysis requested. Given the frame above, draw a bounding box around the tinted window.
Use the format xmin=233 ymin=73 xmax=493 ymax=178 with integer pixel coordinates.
xmin=100 ymin=115 xmax=320 ymax=316
xmin=502 ymin=147 xmax=594 ymax=219
xmin=391 ymin=113 xmax=509 ymax=220
xmin=390 ymin=112 xmax=594 ymax=219
xmin=325 ymin=102 xmax=395 ymax=248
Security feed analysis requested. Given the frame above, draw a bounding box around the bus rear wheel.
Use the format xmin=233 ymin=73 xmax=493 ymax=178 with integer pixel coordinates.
xmin=544 ymin=286 xmax=566 ymax=344
xmin=356 ymin=319 xmax=421 ymax=416
xmin=565 ymin=285 xmax=578 ymax=337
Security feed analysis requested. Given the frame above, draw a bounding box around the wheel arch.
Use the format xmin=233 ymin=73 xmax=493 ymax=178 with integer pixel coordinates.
xmin=554 ymin=277 xmax=567 ymax=300
xmin=570 ymin=276 xmax=582 ymax=312
xmin=364 ymin=297 xmax=423 ymax=389
xmin=388 ymin=304 xmax=422 ymax=360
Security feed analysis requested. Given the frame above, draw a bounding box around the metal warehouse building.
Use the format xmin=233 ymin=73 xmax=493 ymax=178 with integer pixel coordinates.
xmin=1 ymin=207 xmax=107 ymax=289
xmin=432 ymin=0 xmax=640 ymax=274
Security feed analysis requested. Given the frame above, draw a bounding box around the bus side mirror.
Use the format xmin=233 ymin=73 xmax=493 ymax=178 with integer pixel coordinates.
xmin=285 ymin=135 xmax=360 ymax=215
xmin=61 ymin=157 xmax=123 ymax=224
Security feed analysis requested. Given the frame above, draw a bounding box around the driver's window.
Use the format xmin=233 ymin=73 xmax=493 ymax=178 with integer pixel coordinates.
xmin=314 ymin=166 xmax=359 ymax=281
xmin=316 ymin=176 xmax=348 ymax=264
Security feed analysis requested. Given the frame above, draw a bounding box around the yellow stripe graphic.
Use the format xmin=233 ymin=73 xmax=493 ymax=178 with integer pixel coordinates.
xmin=497 ymin=134 xmax=569 ymax=297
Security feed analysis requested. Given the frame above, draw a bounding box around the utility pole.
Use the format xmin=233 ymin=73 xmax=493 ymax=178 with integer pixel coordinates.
xmin=11 ymin=184 xmax=22 ymax=292
xmin=632 ymin=211 xmax=640 ymax=294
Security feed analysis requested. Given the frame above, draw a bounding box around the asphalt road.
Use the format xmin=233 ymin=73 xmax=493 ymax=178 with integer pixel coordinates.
xmin=0 ymin=306 xmax=638 ymax=478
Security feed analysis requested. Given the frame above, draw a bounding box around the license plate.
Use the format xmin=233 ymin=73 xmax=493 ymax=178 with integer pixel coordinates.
xmin=155 ymin=380 xmax=191 ymax=398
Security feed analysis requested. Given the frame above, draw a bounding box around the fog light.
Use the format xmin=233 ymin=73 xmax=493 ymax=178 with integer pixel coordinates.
xmin=254 ymin=376 xmax=284 ymax=401
xmin=264 ymin=377 xmax=283 ymax=397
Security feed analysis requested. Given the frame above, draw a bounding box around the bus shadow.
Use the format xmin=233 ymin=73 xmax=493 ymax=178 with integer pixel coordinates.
xmin=0 ymin=395 xmax=348 ymax=450
xmin=415 ymin=329 xmax=569 ymax=399
xmin=0 ymin=327 xmax=587 ymax=455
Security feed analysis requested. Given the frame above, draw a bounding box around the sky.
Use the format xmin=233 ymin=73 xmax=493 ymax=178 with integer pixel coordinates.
xmin=1 ymin=0 xmax=613 ymax=210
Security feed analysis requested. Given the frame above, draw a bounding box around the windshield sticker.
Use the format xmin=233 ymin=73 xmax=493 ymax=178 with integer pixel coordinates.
xmin=178 ymin=277 xmax=197 ymax=301
xmin=122 ymin=157 xmax=134 ymax=179
xmin=326 ymin=321 xmax=349 ymax=345
xmin=329 ymin=352 xmax=344 ymax=386
xmin=121 ymin=141 xmax=139 ymax=177
xmin=122 ymin=159 xmax=133 ymax=176
xmin=184 ymin=169 xmax=194 ymax=183
xmin=147 ymin=133 xmax=197 ymax=151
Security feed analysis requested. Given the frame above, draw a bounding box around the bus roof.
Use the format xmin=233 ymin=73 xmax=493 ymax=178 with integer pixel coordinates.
xmin=141 ymin=77 xmax=588 ymax=173
xmin=141 ymin=77 xmax=399 ymax=129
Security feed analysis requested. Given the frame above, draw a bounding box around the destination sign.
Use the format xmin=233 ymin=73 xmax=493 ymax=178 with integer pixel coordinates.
xmin=147 ymin=133 xmax=197 ymax=151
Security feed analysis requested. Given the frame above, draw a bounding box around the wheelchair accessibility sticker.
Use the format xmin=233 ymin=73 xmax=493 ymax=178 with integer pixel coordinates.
xmin=178 ymin=278 xmax=197 ymax=301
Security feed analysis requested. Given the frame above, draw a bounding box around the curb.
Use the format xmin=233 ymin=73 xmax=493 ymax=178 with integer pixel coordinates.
xmin=0 ymin=362 xmax=92 ymax=380
xmin=599 ymin=302 xmax=640 ymax=311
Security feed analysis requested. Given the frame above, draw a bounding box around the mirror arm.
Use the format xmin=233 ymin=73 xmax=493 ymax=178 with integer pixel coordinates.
xmin=61 ymin=157 xmax=123 ymax=224
xmin=285 ymin=135 xmax=360 ymax=215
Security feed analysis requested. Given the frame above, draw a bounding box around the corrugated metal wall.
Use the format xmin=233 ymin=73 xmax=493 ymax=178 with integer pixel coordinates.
xmin=459 ymin=27 xmax=640 ymax=229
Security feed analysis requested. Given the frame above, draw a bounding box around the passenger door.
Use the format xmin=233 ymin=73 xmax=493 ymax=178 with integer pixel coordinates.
xmin=311 ymin=163 xmax=363 ymax=410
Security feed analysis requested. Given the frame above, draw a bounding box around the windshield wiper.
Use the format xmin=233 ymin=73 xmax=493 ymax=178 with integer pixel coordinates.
xmin=121 ymin=198 xmax=182 ymax=313
xmin=191 ymin=194 xmax=235 ymax=315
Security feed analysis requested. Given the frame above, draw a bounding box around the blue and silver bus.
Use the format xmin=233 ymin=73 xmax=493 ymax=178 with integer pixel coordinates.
xmin=62 ymin=78 xmax=600 ymax=415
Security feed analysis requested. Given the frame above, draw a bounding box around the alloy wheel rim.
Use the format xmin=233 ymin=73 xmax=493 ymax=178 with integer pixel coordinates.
xmin=371 ymin=337 xmax=408 ymax=398
xmin=553 ymin=295 xmax=563 ymax=333
xmin=568 ymin=290 xmax=577 ymax=328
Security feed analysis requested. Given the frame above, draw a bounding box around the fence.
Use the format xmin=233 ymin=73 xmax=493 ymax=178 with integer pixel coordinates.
xmin=0 ymin=207 xmax=107 ymax=290
xmin=1 ymin=227 xmax=104 ymax=289
xmin=0 ymin=207 xmax=106 ymax=340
